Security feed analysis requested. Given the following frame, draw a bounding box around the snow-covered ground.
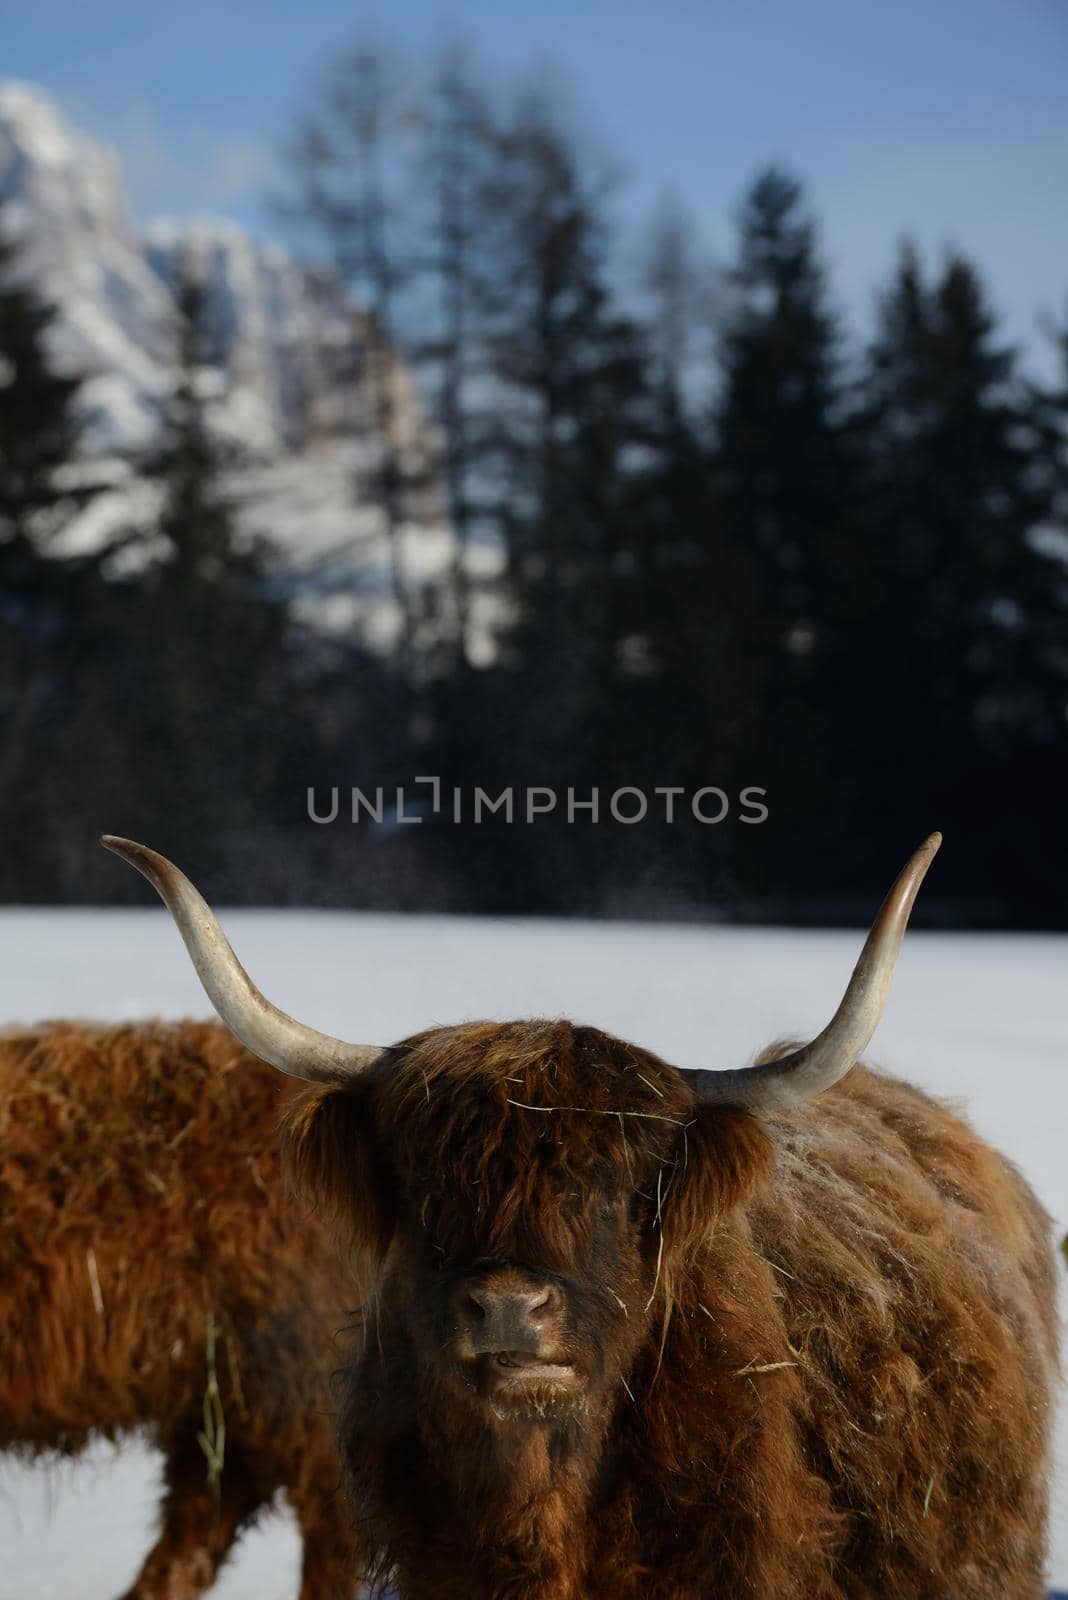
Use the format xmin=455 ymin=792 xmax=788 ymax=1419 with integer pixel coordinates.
xmin=0 ymin=907 xmax=1065 ymax=1596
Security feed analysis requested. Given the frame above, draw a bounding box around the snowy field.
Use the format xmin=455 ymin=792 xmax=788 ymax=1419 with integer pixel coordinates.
xmin=0 ymin=906 xmax=1065 ymax=1597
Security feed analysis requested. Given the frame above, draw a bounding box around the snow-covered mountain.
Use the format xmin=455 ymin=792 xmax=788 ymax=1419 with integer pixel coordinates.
xmin=0 ymin=81 xmax=177 ymax=455
xmin=143 ymin=216 xmax=345 ymax=456
xmin=0 ymin=82 xmax=495 ymax=650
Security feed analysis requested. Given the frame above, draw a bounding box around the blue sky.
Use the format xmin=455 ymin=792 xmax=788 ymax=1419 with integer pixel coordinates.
xmin=7 ymin=0 xmax=1068 ymax=370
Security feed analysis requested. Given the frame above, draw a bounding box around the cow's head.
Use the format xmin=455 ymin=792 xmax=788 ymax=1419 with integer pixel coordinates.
xmin=278 ymin=1016 xmax=774 ymax=1421
xmin=101 ymin=832 xmax=939 ymax=1424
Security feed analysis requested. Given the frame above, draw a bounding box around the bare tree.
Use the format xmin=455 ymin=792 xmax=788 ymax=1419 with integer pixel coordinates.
xmin=410 ymin=39 xmax=496 ymax=668
xmin=284 ymin=41 xmax=421 ymax=671
xmin=640 ymin=192 xmax=717 ymax=421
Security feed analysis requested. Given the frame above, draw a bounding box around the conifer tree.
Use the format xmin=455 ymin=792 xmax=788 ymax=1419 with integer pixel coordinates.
xmin=150 ymin=274 xmax=259 ymax=596
xmin=125 ymin=268 xmax=291 ymax=873
xmin=863 ymin=247 xmax=1062 ymax=746
xmin=476 ymin=87 xmax=649 ymax=745
xmin=0 ymin=214 xmax=96 ymax=666
xmin=854 ymin=245 xmax=1066 ymax=915
xmin=713 ymin=168 xmax=855 ymax=661
xmin=630 ymin=195 xmax=764 ymax=789
xmin=0 ymin=215 xmax=104 ymax=899
xmin=710 ymin=168 xmax=859 ymax=889
xmin=1030 ymin=304 xmax=1068 ymax=627
xmin=0 ymin=224 xmax=85 ymax=555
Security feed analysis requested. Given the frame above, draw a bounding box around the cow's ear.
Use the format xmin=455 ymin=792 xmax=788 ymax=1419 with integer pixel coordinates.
xmin=281 ymin=1082 xmax=395 ymax=1278
xmin=661 ymin=1105 xmax=773 ymax=1258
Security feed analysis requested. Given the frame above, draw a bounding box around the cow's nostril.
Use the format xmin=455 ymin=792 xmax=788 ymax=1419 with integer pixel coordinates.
xmin=460 ymin=1281 xmax=560 ymax=1331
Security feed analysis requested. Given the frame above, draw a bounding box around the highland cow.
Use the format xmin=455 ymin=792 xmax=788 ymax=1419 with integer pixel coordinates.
xmin=104 ymin=832 xmax=1060 ymax=1600
xmin=0 ymin=1017 xmax=357 ymax=1598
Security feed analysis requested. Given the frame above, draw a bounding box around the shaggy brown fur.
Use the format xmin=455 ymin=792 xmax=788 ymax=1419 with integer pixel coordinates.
xmin=0 ymin=1019 xmax=358 ymax=1599
xmin=282 ymin=1019 xmax=1059 ymax=1600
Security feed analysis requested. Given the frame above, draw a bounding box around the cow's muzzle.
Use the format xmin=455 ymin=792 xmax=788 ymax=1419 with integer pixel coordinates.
xmin=459 ymin=1279 xmax=563 ymax=1356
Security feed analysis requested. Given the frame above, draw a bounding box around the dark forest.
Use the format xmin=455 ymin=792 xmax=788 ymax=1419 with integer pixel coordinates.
xmin=1 ymin=41 xmax=1066 ymax=925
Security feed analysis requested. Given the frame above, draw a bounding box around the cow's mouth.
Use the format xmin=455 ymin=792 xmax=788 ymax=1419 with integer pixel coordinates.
xmin=478 ymin=1350 xmax=580 ymax=1397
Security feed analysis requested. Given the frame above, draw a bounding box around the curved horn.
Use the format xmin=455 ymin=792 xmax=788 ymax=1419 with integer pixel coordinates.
xmin=101 ymin=836 xmax=384 ymax=1084
xmin=686 ymin=833 xmax=941 ymax=1111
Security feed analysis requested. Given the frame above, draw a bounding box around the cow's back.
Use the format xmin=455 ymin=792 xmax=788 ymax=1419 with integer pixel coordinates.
xmin=0 ymin=1018 xmax=344 ymax=1452
xmin=752 ymin=1064 xmax=1058 ymax=1598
